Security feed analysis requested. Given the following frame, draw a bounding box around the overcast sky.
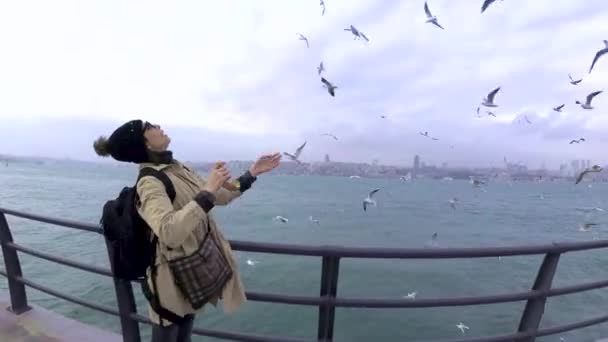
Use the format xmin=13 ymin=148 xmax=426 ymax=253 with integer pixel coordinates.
xmin=0 ymin=0 xmax=607 ymax=168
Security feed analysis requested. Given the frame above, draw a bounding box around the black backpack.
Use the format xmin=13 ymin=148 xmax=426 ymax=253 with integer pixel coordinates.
xmin=100 ymin=167 xmax=175 ymax=281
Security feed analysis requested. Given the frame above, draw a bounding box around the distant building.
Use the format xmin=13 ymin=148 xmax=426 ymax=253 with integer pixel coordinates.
xmin=413 ymin=155 xmax=420 ymax=176
xmin=324 ymin=154 xmax=331 ymax=163
xmin=442 ymin=162 xmax=448 ymax=169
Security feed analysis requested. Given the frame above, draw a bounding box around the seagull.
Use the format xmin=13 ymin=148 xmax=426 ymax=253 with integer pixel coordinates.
xmin=283 ymin=141 xmax=306 ymax=164
xmin=553 ymin=104 xmax=565 ymax=112
xmin=576 ymin=165 xmax=603 ymax=185
xmin=456 ymin=322 xmax=470 ymax=335
xmin=425 ymin=232 xmax=439 ymax=248
xmin=317 ymin=61 xmax=325 ymax=75
xmin=569 ymin=138 xmax=585 ymax=144
xmin=449 ymin=198 xmax=458 ymax=210
xmin=246 ymin=259 xmax=259 ymax=266
xmin=431 ymin=137 xmax=439 ymax=141
xmin=363 ymin=188 xmax=380 ymax=212
xmin=482 ymin=86 xmax=501 ymax=107
xmin=579 ymin=223 xmax=598 ymax=232
xmin=481 ymin=0 xmax=501 ymax=13
xmin=297 ymin=33 xmax=309 ymax=48
xmin=569 ymin=74 xmax=582 ymax=85
xmin=380 ymin=115 xmax=387 ymax=119
xmin=470 ymin=177 xmax=486 ymax=187
xmin=273 ymin=215 xmax=289 ymax=223
xmin=320 ymin=0 xmax=326 ymax=16
xmin=321 ymin=77 xmax=338 ymax=96
xmin=321 ymin=133 xmax=338 ymax=140
xmin=420 ymin=131 xmax=430 ymax=137
xmin=309 ymin=216 xmax=320 ymax=225
xmin=576 ymin=90 xmax=602 ymax=110
xmin=524 ymin=116 xmax=532 ymax=124
xmin=403 ymin=292 xmax=417 ymax=299
xmin=476 ymin=107 xmax=481 ymax=117
xmin=424 ymin=1 xmax=444 ymax=30
xmin=486 ymin=111 xmax=496 ymax=117
xmin=589 ymin=40 xmax=608 ymax=74
xmin=344 ymin=25 xmax=369 ymax=41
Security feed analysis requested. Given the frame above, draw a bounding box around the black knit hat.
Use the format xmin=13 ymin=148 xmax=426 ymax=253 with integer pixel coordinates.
xmin=93 ymin=120 xmax=149 ymax=163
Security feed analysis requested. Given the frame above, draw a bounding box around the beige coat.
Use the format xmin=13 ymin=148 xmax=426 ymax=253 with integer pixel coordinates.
xmin=136 ymin=160 xmax=246 ymax=325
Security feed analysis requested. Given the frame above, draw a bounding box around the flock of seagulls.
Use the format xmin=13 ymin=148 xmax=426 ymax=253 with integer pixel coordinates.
xmin=275 ymin=2 xmax=607 ymax=336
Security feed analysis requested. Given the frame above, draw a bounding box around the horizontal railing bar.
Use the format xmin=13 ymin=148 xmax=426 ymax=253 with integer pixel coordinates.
xmin=0 ymin=267 xmax=606 ymax=341
xmin=1 ymin=260 xmax=605 ymax=309
xmin=333 ymin=278 xmax=608 ymax=308
xmin=5 ymin=242 xmax=113 ymax=277
xmin=334 ymin=290 xmax=542 ymax=308
xmin=0 ymin=207 xmax=101 ymax=233
xmin=3 ymin=207 xmax=608 ymax=258
xmin=230 ymin=239 xmax=608 ymax=258
xmin=129 ymin=313 xmax=315 ymax=342
xmin=245 ymin=291 xmax=324 ymax=306
xmin=0 ymin=270 xmax=119 ymax=317
xmin=427 ymin=331 xmax=531 ymax=342
xmin=536 ymin=313 xmax=608 ymax=337
xmin=547 ymin=278 xmax=608 ymax=297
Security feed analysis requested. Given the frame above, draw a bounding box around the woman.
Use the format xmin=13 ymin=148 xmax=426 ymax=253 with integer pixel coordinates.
xmin=93 ymin=119 xmax=281 ymax=342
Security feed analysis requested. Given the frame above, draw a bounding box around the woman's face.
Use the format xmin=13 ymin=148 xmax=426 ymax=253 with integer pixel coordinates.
xmin=143 ymin=121 xmax=171 ymax=151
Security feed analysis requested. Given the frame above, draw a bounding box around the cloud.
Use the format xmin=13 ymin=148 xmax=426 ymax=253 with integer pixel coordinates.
xmin=0 ymin=0 xmax=607 ymax=168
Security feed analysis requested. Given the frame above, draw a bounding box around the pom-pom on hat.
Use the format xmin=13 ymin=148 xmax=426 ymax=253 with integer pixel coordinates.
xmin=93 ymin=120 xmax=148 ymax=163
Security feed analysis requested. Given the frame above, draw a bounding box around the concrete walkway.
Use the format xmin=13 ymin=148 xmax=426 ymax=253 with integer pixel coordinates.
xmin=0 ymin=294 xmax=121 ymax=342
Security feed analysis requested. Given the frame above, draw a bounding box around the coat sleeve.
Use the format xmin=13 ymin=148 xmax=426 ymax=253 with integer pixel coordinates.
xmin=136 ymin=175 xmax=216 ymax=249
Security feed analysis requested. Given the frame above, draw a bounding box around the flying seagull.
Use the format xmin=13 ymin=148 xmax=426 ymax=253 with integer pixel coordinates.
xmin=470 ymin=177 xmax=486 ymax=187
xmin=321 ymin=77 xmax=338 ymax=96
xmin=273 ymin=215 xmax=289 ymax=223
xmin=320 ymin=0 xmax=326 ymax=15
xmin=246 ymin=259 xmax=259 ymax=266
xmin=589 ymin=40 xmax=608 ymax=74
xmin=481 ymin=0 xmax=501 ymax=13
xmin=456 ymin=322 xmax=470 ymax=335
xmin=579 ymin=223 xmax=598 ymax=232
xmin=403 ymin=292 xmax=417 ymax=299
xmin=363 ymin=188 xmax=380 ymax=211
xmin=476 ymin=106 xmax=481 ymax=117
xmin=553 ymin=104 xmax=565 ymax=112
xmin=297 ymin=33 xmax=309 ymax=48
xmin=481 ymin=86 xmax=501 ymax=107
xmin=576 ymin=165 xmax=602 ymax=185
xmin=486 ymin=111 xmax=496 ymax=117
xmin=317 ymin=61 xmax=325 ymax=75
xmin=569 ymin=138 xmax=585 ymax=144
xmin=569 ymin=74 xmax=582 ymax=85
xmin=283 ymin=141 xmax=307 ymax=163
xmin=344 ymin=25 xmax=369 ymax=41
xmin=449 ymin=198 xmax=458 ymax=210
xmin=309 ymin=216 xmax=320 ymax=225
xmin=424 ymin=1 xmax=444 ymax=30
xmin=576 ymin=90 xmax=602 ymax=110
xmin=524 ymin=116 xmax=532 ymax=124
xmin=321 ymin=133 xmax=338 ymax=140
xmin=420 ymin=131 xmax=430 ymax=137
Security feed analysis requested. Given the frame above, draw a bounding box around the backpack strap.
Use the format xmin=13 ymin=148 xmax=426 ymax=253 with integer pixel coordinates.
xmin=137 ymin=167 xmax=176 ymax=202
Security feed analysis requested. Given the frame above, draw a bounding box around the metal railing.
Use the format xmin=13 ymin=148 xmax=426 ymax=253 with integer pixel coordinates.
xmin=1 ymin=206 xmax=608 ymax=342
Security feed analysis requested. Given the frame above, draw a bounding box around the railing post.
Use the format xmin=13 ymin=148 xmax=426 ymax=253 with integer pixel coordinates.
xmin=104 ymin=240 xmax=141 ymax=342
xmin=318 ymin=255 xmax=340 ymax=342
xmin=517 ymin=252 xmax=561 ymax=342
xmin=0 ymin=212 xmax=31 ymax=314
